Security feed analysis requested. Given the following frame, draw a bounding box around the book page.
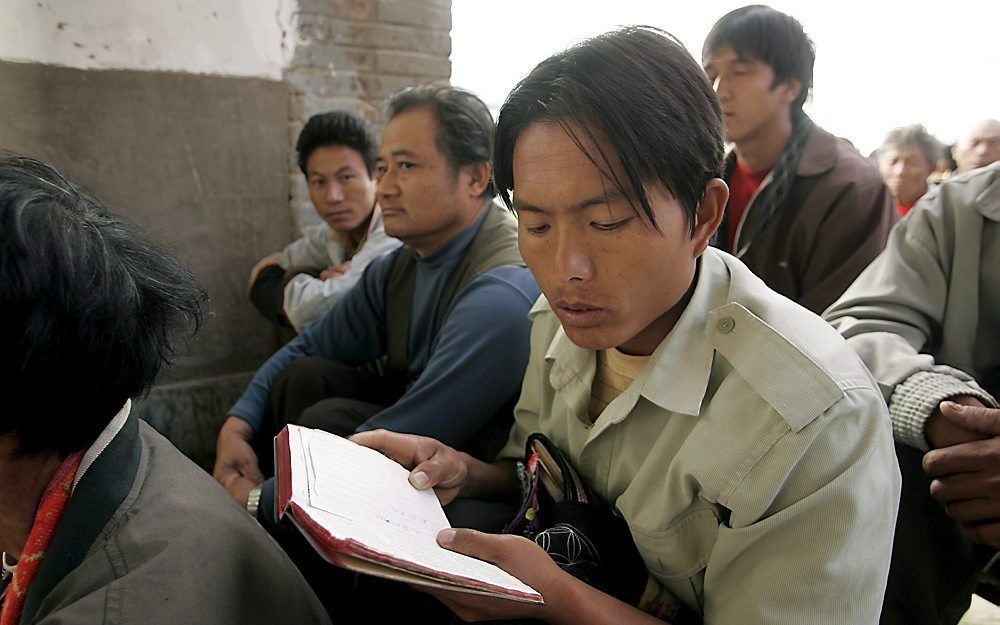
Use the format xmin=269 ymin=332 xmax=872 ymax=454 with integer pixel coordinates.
xmin=287 ymin=425 xmax=540 ymax=600
xmin=305 ymin=429 xmax=450 ymax=539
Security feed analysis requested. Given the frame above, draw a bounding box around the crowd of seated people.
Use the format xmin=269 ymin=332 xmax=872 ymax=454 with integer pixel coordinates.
xmin=873 ymin=120 xmax=1000 ymax=216
xmin=3 ymin=4 xmax=1000 ymax=625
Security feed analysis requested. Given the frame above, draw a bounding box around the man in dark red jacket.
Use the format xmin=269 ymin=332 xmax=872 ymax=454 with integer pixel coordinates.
xmin=703 ymin=5 xmax=896 ymax=314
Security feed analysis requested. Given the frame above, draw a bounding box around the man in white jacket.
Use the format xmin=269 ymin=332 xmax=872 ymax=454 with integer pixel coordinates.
xmin=249 ymin=111 xmax=401 ymax=331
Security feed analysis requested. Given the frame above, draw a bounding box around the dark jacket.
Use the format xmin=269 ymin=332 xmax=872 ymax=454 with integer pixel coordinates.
xmin=23 ymin=414 xmax=330 ymax=625
xmin=723 ymin=125 xmax=897 ymax=314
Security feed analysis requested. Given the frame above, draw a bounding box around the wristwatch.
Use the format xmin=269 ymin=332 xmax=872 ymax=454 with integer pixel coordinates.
xmin=246 ymin=485 xmax=263 ymax=519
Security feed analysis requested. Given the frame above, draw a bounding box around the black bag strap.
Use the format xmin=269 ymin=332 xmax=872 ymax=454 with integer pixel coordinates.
xmin=383 ymin=203 xmax=523 ymax=385
xmin=385 ymin=247 xmax=418 ymax=387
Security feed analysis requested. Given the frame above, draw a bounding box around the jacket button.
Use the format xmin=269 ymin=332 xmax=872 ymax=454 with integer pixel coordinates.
xmin=717 ymin=317 xmax=735 ymax=334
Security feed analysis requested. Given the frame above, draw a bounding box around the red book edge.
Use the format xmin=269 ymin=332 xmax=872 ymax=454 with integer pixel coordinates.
xmin=287 ymin=500 xmax=542 ymax=604
xmin=276 ymin=426 xmax=292 ymax=520
xmin=273 ymin=425 xmax=541 ymax=604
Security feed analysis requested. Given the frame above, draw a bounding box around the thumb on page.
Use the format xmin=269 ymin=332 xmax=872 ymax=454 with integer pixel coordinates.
xmin=409 ymin=451 xmax=467 ymax=491
xmin=437 ymin=528 xmax=506 ymax=563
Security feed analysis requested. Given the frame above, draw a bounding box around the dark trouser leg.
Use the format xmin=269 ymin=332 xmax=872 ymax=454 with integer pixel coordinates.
xmin=269 ymin=356 xmax=398 ymax=433
xmin=257 ymin=356 xmax=441 ymax=622
xmin=254 ymin=356 xmax=401 ymax=476
xmin=298 ymin=397 xmax=385 ymax=436
xmin=881 ymin=442 xmax=994 ymax=625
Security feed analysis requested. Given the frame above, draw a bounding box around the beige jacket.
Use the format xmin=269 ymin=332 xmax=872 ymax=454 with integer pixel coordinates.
xmin=825 ymin=162 xmax=1000 ymax=450
xmin=500 ymin=248 xmax=900 ymax=624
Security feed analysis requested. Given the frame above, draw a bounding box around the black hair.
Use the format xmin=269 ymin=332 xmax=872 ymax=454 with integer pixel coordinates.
xmin=0 ymin=155 xmax=206 ymax=456
xmin=878 ymin=124 xmax=942 ymax=170
xmin=385 ymin=84 xmax=496 ymax=198
xmin=296 ymin=111 xmax=379 ymax=177
xmin=940 ymin=144 xmax=958 ymax=172
xmin=494 ymin=26 xmax=724 ymax=233
xmin=703 ymin=5 xmax=815 ymax=115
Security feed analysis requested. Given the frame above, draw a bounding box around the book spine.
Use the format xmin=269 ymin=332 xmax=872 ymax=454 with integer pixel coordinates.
xmin=276 ymin=426 xmax=293 ymax=519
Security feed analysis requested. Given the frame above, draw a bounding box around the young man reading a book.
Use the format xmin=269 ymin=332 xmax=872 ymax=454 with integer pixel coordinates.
xmin=353 ymin=27 xmax=901 ymax=624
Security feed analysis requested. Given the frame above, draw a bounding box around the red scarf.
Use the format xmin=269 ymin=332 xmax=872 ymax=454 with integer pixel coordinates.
xmin=0 ymin=451 xmax=84 ymax=625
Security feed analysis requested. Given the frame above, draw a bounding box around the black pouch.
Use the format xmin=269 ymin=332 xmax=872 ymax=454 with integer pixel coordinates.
xmin=503 ymin=433 xmax=646 ymax=604
xmin=504 ymin=433 xmax=703 ymax=623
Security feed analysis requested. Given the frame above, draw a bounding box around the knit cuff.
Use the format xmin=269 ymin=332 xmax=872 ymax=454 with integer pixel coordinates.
xmin=889 ymin=370 xmax=996 ymax=451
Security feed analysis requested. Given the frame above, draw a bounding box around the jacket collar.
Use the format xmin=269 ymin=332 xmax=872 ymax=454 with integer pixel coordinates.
xmin=975 ymin=163 xmax=1000 ymax=221
xmin=794 ymin=124 xmax=838 ymax=177
xmin=723 ymin=123 xmax=837 ymax=179
xmin=540 ymin=249 xmax=726 ymax=419
xmin=72 ymin=401 xmax=131 ymax=492
xmin=21 ymin=411 xmax=142 ymax=624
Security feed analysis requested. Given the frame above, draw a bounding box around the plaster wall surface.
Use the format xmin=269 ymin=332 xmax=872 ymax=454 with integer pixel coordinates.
xmin=0 ymin=0 xmax=453 ymax=462
xmin=0 ymin=0 xmax=293 ymax=78
xmin=0 ymin=59 xmax=290 ymax=461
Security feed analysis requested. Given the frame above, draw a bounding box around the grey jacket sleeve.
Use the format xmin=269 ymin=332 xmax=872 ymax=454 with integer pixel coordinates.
xmin=250 ymin=223 xmax=342 ymax=279
xmin=283 ymin=222 xmax=401 ymax=331
xmin=825 ymin=195 xmax=995 ymax=450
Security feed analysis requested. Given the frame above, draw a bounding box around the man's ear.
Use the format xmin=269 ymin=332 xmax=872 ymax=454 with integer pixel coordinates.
xmin=781 ymin=78 xmax=803 ymax=106
xmin=461 ymin=161 xmax=491 ymax=198
xmin=692 ymin=178 xmax=729 ymax=256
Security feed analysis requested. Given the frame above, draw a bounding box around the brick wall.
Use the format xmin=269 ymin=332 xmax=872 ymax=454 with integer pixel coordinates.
xmin=285 ymin=0 xmax=452 ymax=231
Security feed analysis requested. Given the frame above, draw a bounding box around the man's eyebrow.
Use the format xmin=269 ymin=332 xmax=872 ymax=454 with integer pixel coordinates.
xmin=376 ymin=149 xmax=418 ymax=162
xmin=512 ymin=190 xmax=629 ymax=215
xmin=512 ymin=200 xmax=545 ymax=214
xmin=572 ymin=190 xmax=628 ymax=211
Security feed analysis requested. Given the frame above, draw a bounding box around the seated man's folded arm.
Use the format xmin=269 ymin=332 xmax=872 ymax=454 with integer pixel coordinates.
xmin=825 ymin=207 xmax=994 ymax=449
xmin=284 ymin=230 xmax=401 ymax=331
xmin=249 ymin=226 xmax=332 ymax=324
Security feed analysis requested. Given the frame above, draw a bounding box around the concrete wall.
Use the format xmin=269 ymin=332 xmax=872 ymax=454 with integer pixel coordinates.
xmin=0 ymin=0 xmax=452 ymax=467
xmin=0 ymin=59 xmax=291 ymax=466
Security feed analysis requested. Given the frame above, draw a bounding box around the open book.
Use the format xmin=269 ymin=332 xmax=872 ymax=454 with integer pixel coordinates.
xmin=275 ymin=424 xmax=543 ymax=604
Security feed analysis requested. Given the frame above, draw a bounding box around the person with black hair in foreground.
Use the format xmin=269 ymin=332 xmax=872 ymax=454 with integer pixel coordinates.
xmin=703 ymin=5 xmax=896 ymax=314
xmin=0 ymin=156 xmax=330 ymax=625
xmin=353 ymin=27 xmax=900 ymax=624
